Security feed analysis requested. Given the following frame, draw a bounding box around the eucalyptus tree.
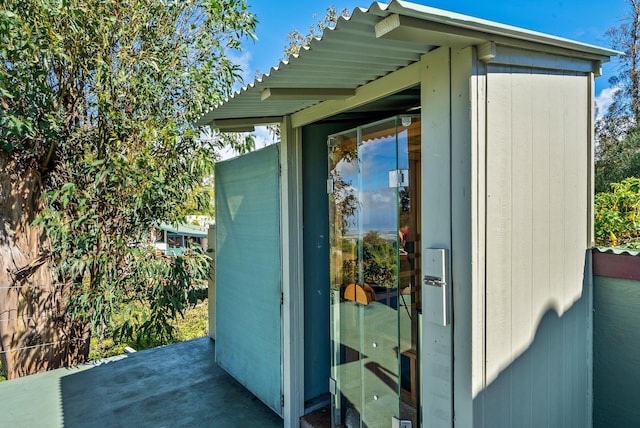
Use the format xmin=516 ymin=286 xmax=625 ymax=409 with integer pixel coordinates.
xmin=596 ymin=0 xmax=640 ymax=192
xmin=0 ymin=0 xmax=255 ymax=378
xmin=282 ymin=6 xmax=350 ymax=60
xmin=261 ymin=6 xmax=350 ymax=141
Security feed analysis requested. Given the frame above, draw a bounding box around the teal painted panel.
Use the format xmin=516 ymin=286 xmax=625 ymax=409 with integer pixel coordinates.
xmin=214 ymin=144 xmax=282 ymax=417
xmin=594 ymin=275 xmax=640 ymax=428
xmin=302 ymin=124 xmax=330 ymax=403
xmin=302 ymin=121 xmax=367 ymax=402
xmin=303 ymin=123 xmax=353 ymax=403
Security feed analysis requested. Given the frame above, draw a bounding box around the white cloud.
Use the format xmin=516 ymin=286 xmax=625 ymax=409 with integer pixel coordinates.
xmin=216 ymin=142 xmax=243 ymax=161
xmin=226 ymin=50 xmax=254 ymax=91
xmin=595 ymin=86 xmax=620 ymax=120
xmin=253 ymin=126 xmax=275 ymax=149
xmin=217 ymin=125 xmax=277 ymax=161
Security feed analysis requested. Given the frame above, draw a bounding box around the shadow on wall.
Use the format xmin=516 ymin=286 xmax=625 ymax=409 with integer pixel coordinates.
xmin=473 ymin=255 xmax=592 ymax=428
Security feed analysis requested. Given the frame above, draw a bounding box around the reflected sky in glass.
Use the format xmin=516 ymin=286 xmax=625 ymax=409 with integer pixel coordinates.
xmin=357 ymin=129 xmax=410 ymax=235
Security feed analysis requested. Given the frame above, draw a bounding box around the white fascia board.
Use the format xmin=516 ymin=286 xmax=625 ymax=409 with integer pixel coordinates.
xmin=387 ymin=1 xmax=619 ymax=59
xmin=483 ymin=43 xmax=603 ymax=75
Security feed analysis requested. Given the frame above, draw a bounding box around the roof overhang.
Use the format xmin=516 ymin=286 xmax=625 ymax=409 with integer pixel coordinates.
xmin=197 ymin=0 xmax=618 ymax=129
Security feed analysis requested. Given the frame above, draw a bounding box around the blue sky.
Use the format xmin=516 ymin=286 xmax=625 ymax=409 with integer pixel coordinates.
xmin=233 ymin=0 xmax=630 ymax=115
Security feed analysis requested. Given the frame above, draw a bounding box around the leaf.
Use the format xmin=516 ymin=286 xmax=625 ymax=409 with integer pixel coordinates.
xmin=61 ymin=182 xmax=75 ymax=193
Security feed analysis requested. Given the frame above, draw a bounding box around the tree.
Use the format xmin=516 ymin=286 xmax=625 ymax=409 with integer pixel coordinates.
xmin=606 ymin=0 xmax=640 ymax=122
xmin=263 ymin=6 xmax=351 ymax=141
xmin=596 ymin=0 xmax=640 ymax=192
xmin=595 ymin=129 xmax=640 ymax=192
xmin=283 ymin=6 xmax=350 ymax=60
xmin=0 ymin=0 xmax=255 ymax=378
xmin=340 ymin=231 xmax=397 ymax=288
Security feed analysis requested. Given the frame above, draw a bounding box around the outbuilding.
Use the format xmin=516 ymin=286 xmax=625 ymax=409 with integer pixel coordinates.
xmin=199 ymin=2 xmax=617 ymax=427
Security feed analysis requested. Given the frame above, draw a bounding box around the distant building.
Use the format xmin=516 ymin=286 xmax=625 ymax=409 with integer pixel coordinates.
xmin=154 ymin=223 xmax=209 ymax=256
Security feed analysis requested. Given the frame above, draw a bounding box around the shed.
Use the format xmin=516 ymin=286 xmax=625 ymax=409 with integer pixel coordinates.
xmin=201 ymin=2 xmax=617 ymax=427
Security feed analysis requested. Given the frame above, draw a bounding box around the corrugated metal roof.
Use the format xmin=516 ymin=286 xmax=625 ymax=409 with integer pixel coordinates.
xmin=197 ymin=0 xmax=618 ymax=127
xmin=593 ymin=247 xmax=640 ymax=257
xmin=160 ymin=223 xmax=208 ymax=237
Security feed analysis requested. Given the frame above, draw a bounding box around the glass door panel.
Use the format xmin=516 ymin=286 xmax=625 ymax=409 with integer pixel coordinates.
xmin=329 ymin=128 xmax=362 ymax=427
xmin=397 ymin=117 xmax=421 ymax=424
xmin=358 ymin=118 xmax=401 ymax=428
xmin=329 ymin=115 xmax=421 ymax=428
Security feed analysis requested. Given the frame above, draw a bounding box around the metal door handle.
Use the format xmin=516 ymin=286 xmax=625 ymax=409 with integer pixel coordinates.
xmin=423 ymin=275 xmax=445 ymax=287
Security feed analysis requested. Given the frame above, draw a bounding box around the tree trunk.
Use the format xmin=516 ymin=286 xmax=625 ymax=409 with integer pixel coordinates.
xmin=0 ymin=154 xmax=90 ymax=379
xmin=630 ymin=0 xmax=640 ymax=124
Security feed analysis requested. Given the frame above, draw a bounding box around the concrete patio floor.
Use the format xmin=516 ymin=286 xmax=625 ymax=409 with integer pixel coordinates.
xmin=0 ymin=337 xmax=283 ymax=427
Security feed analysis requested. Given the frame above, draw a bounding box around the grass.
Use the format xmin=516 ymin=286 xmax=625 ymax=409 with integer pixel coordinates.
xmin=89 ymin=298 xmax=209 ymax=360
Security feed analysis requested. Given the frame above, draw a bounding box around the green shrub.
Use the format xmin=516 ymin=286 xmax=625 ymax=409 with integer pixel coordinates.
xmin=89 ymin=298 xmax=209 ymax=360
xmin=595 ymin=177 xmax=640 ymax=248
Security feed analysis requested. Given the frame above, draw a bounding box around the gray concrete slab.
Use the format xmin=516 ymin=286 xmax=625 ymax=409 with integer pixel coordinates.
xmin=0 ymin=337 xmax=283 ymax=428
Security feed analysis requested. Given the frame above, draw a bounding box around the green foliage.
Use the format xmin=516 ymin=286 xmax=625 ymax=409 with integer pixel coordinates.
xmin=89 ymin=299 xmax=209 ymax=360
xmin=1 ymin=0 xmax=255 ymax=348
xmin=342 ymin=231 xmax=397 ymax=287
xmin=0 ymin=7 xmax=63 ymax=160
xmin=183 ymin=179 xmax=216 ymax=218
xmin=361 ymin=231 xmax=397 ymax=287
xmin=89 ymin=338 xmax=128 ymax=360
xmin=595 ymin=177 xmax=640 ymax=248
xmin=595 ymin=123 xmax=640 ymax=193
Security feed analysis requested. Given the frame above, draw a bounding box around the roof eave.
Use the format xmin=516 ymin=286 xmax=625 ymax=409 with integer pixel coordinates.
xmin=196 ymin=0 xmax=619 ymax=127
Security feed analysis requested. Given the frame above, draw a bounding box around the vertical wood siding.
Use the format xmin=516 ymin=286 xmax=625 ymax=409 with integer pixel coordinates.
xmin=421 ymin=47 xmax=454 ymax=428
xmin=214 ymin=145 xmax=283 ymax=417
xmin=479 ymin=68 xmax=591 ymax=427
xmin=470 ymin=54 xmax=489 ymax=426
xmin=451 ymin=46 xmax=475 ymax=428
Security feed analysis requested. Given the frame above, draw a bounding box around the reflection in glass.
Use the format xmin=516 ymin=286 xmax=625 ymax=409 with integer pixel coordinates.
xmin=329 ymin=115 xmax=421 ymax=428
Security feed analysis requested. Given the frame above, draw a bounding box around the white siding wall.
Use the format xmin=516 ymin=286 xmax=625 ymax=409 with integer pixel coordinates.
xmin=476 ymin=67 xmax=592 ymax=427
xmin=421 ymin=46 xmax=454 ymax=428
xmin=451 ymin=46 xmax=475 ymax=428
